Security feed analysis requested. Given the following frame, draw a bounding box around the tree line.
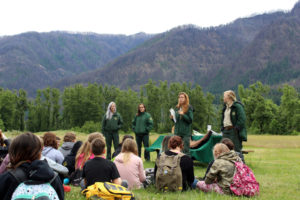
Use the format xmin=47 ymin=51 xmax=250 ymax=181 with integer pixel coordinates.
xmin=0 ymin=81 xmax=299 ymax=135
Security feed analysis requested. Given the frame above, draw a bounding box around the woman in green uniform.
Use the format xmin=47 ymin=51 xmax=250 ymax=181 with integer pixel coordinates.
xmin=132 ymin=103 xmax=153 ymax=161
xmin=102 ymin=102 xmax=123 ymax=160
xmin=171 ymin=92 xmax=193 ymax=155
xmin=221 ymin=90 xmax=247 ymax=154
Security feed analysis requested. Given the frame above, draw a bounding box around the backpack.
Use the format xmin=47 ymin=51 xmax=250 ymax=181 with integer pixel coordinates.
xmin=155 ymin=152 xmax=184 ymax=191
xmin=9 ymin=168 xmax=59 ymax=200
xmin=69 ymin=168 xmax=83 ymax=186
xmin=230 ymin=161 xmax=259 ymax=197
xmin=82 ymin=182 xmax=135 ymax=200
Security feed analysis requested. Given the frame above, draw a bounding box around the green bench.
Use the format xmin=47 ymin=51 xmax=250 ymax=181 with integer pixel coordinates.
xmin=146 ymin=134 xmax=222 ymax=164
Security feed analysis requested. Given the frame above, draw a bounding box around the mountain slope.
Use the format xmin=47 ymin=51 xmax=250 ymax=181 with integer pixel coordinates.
xmin=55 ymin=9 xmax=289 ymax=92
xmin=0 ymin=32 xmax=152 ymax=95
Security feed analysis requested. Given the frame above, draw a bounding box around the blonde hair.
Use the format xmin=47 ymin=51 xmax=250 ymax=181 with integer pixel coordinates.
xmin=75 ymin=132 xmax=105 ymax=169
xmin=224 ymin=90 xmax=237 ymax=101
xmin=176 ymin=92 xmax=190 ymax=113
xmin=121 ymin=138 xmax=138 ymax=164
xmin=213 ymin=143 xmax=230 ymax=159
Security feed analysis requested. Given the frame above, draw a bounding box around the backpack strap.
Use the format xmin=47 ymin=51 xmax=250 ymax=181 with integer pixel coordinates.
xmin=9 ymin=168 xmax=58 ymax=185
xmin=177 ymin=152 xmax=185 ymax=158
xmin=49 ymin=171 xmax=58 ymax=184
xmin=9 ymin=168 xmax=28 ymax=184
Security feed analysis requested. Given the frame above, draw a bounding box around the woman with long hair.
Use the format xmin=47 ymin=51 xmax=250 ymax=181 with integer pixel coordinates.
xmin=75 ymin=132 xmax=105 ymax=170
xmin=102 ymin=102 xmax=123 ymax=160
xmin=171 ymin=92 xmax=193 ymax=154
xmin=0 ymin=132 xmax=64 ymax=200
xmin=70 ymin=132 xmax=104 ymax=186
xmin=114 ymin=138 xmax=146 ymax=189
xmin=132 ymin=103 xmax=153 ymax=161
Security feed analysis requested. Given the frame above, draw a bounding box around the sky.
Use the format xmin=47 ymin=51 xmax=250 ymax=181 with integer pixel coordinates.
xmin=0 ymin=0 xmax=298 ymax=36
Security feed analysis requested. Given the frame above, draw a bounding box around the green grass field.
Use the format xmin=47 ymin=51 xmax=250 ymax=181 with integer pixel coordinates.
xmin=5 ymin=131 xmax=300 ymax=200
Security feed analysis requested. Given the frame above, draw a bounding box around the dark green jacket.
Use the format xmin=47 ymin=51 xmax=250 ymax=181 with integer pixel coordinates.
xmin=221 ymin=101 xmax=247 ymax=141
xmin=132 ymin=112 xmax=153 ymax=134
xmin=102 ymin=112 xmax=123 ymax=133
xmin=174 ymin=106 xmax=193 ymax=137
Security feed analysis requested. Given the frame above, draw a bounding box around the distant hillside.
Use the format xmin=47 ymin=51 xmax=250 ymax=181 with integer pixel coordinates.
xmin=0 ymin=32 xmax=152 ymax=95
xmin=56 ymin=3 xmax=300 ymax=93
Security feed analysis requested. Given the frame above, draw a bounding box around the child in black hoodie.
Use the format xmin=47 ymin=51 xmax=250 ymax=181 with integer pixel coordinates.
xmin=63 ymin=140 xmax=83 ymax=176
xmin=0 ymin=132 xmax=64 ymax=200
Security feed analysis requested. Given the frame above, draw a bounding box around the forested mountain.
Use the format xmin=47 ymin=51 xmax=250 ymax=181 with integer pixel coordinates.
xmin=0 ymin=32 xmax=152 ymax=96
xmin=56 ymin=2 xmax=300 ymax=93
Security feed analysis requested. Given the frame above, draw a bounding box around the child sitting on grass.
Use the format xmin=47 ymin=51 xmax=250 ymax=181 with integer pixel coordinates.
xmin=81 ymin=138 xmax=126 ymax=189
xmin=196 ymin=143 xmax=241 ymax=195
xmin=0 ymin=132 xmax=64 ymax=200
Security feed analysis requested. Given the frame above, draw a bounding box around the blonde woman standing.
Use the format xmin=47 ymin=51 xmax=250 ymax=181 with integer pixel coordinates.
xmin=221 ymin=90 xmax=247 ymax=153
xmin=114 ymin=138 xmax=146 ymax=189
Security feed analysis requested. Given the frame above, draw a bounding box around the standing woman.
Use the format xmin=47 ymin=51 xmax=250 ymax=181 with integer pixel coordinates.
xmin=171 ymin=92 xmax=193 ymax=155
xmin=132 ymin=103 xmax=153 ymax=161
xmin=102 ymin=102 xmax=123 ymax=160
xmin=221 ymin=90 xmax=247 ymax=154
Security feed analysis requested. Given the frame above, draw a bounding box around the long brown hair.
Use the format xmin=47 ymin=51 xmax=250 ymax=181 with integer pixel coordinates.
xmin=75 ymin=132 xmax=105 ymax=169
xmin=121 ymin=138 xmax=138 ymax=163
xmin=137 ymin=103 xmax=146 ymax=116
xmin=176 ymin=92 xmax=190 ymax=113
xmin=9 ymin=132 xmax=43 ymax=168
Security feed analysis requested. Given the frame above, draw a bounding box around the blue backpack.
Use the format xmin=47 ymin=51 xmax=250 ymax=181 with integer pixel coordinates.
xmin=9 ymin=168 xmax=59 ymax=200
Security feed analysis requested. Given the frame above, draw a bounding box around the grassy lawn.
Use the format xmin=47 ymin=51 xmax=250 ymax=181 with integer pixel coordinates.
xmin=5 ymin=131 xmax=300 ymax=199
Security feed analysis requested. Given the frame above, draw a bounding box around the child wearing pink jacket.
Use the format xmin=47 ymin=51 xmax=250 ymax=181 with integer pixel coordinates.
xmin=114 ymin=138 xmax=146 ymax=189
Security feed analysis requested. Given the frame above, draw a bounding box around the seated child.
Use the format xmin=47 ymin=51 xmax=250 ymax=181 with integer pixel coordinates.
xmin=75 ymin=132 xmax=105 ymax=170
xmin=196 ymin=143 xmax=241 ymax=195
xmin=154 ymin=136 xmax=195 ymax=191
xmin=202 ymin=138 xmax=242 ymax=180
xmin=81 ymin=138 xmax=122 ymax=189
xmin=63 ymin=141 xmax=83 ymax=176
xmin=42 ymin=132 xmax=64 ymax=164
xmin=0 ymin=132 xmax=64 ymax=200
xmin=59 ymin=132 xmax=76 ymax=157
xmin=112 ymin=135 xmax=134 ymax=159
xmin=114 ymin=138 xmax=146 ymax=189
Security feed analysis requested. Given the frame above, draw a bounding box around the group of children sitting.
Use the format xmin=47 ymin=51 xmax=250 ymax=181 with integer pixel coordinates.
xmin=0 ymin=130 xmax=258 ymax=199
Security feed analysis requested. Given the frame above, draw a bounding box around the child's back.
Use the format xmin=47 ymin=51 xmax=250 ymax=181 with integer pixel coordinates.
xmin=205 ymin=150 xmax=241 ymax=194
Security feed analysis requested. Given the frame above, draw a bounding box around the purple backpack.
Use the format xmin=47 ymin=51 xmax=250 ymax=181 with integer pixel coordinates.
xmin=230 ymin=161 xmax=259 ymax=197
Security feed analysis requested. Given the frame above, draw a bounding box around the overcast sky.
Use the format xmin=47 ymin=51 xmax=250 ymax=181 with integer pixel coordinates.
xmin=0 ymin=0 xmax=298 ymax=36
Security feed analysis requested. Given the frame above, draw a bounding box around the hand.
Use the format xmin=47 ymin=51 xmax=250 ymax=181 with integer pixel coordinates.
xmin=170 ymin=115 xmax=173 ymax=119
xmin=178 ymin=110 xmax=184 ymax=115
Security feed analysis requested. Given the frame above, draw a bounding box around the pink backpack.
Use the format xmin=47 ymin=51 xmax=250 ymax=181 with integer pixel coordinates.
xmin=230 ymin=161 xmax=259 ymax=197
